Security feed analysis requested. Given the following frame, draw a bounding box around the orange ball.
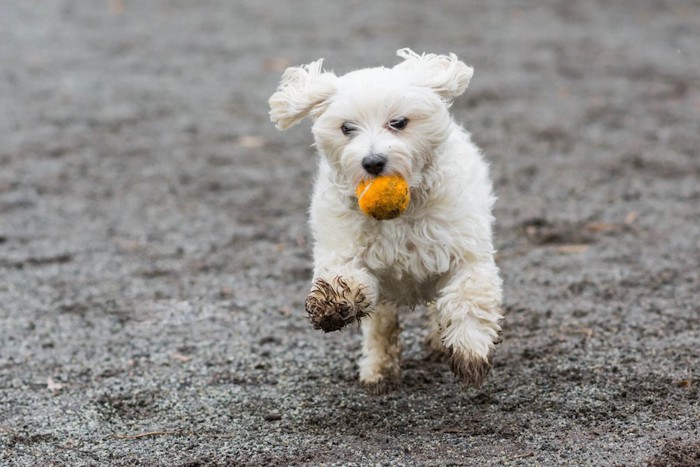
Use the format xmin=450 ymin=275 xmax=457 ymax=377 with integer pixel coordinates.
xmin=355 ymin=175 xmax=410 ymax=220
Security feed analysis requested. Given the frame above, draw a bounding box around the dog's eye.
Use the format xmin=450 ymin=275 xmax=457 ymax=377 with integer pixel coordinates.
xmin=388 ymin=117 xmax=409 ymax=131
xmin=341 ymin=122 xmax=357 ymax=136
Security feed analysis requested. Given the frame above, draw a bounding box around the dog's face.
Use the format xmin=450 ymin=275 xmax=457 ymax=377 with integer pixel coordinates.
xmin=269 ymin=49 xmax=473 ymax=191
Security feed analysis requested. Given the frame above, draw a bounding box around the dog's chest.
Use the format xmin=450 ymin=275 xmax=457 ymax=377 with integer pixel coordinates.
xmin=359 ymin=218 xmax=457 ymax=293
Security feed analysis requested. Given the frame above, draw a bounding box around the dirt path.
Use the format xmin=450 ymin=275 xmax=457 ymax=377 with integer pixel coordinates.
xmin=1 ymin=1 xmax=698 ymax=465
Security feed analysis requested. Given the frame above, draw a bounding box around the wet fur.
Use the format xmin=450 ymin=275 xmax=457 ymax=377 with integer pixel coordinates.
xmin=305 ymin=277 xmax=371 ymax=332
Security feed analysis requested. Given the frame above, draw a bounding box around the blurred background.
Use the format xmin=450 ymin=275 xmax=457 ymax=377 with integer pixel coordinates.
xmin=1 ymin=1 xmax=698 ymax=465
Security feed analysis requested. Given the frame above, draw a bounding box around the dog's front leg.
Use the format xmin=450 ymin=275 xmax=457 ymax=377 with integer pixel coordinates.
xmin=435 ymin=261 xmax=503 ymax=388
xmin=305 ymin=255 xmax=379 ymax=332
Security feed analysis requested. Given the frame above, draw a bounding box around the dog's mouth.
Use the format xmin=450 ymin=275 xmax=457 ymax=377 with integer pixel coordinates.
xmin=353 ymin=164 xmax=412 ymax=188
xmin=339 ymin=148 xmax=415 ymax=196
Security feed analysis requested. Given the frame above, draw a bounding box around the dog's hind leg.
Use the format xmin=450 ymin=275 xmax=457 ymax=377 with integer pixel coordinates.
xmin=359 ymin=302 xmax=402 ymax=394
xmin=436 ymin=261 xmax=503 ymax=388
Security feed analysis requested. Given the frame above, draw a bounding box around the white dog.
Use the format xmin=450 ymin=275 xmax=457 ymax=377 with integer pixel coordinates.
xmin=269 ymin=49 xmax=503 ymax=393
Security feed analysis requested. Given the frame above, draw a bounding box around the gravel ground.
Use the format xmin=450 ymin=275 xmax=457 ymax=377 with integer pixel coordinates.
xmin=1 ymin=1 xmax=699 ymax=465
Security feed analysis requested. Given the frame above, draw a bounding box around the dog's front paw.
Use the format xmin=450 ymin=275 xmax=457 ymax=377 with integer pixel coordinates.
xmin=361 ymin=374 xmax=401 ymax=395
xmin=450 ymin=348 xmax=493 ymax=388
xmin=305 ymin=277 xmax=372 ymax=332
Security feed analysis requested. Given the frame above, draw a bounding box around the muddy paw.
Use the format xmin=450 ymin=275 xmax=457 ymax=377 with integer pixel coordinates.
xmin=361 ymin=375 xmax=402 ymax=395
xmin=450 ymin=349 xmax=493 ymax=388
xmin=305 ymin=277 xmax=372 ymax=332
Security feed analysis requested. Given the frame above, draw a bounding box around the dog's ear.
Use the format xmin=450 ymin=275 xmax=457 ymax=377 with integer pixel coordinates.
xmin=394 ymin=48 xmax=474 ymax=103
xmin=269 ymin=59 xmax=337 ymax=130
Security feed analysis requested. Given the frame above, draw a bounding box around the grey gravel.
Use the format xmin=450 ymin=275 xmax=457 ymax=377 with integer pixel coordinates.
xmin=1 ymin=1 xmax=699 ymax=466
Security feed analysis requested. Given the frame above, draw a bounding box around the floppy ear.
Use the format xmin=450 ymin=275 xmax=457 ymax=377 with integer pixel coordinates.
xmin=394 ymin=48 xmax=474 ymax=103
xmin=269 ymin=59 xmax=338 ymax=130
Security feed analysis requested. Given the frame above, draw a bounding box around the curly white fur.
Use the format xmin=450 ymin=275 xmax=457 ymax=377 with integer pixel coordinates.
xmin=269 ymin=49 xmax=503 ymax=392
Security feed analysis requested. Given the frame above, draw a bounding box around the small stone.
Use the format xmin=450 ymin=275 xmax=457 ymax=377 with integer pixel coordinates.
xmin=263 ymin=412 xmax=282 ymax=422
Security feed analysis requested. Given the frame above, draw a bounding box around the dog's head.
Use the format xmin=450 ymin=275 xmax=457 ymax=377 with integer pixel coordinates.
xmin=269 ymin=49 xmax=473 ymax=190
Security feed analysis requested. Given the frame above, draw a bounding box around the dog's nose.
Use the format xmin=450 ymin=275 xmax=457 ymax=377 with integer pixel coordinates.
xmin=361 ymin=154 xmax=387 ymax=176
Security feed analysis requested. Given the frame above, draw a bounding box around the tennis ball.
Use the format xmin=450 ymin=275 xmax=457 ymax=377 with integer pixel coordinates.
xmin=355 ymin=175 xmax=410 ymax=220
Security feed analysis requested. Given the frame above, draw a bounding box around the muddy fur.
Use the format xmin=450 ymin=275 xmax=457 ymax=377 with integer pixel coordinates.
xmin=361 ymin=375 xmax=402 ymax=395
xmin=450 ymin=348 xmax=494 ymax=388
xmin=305 ymin=277 xmax=371 ymax=332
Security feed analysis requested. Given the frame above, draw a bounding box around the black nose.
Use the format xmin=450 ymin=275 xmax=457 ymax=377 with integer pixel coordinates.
xmin=361 ymin=154 xmax=387 ymax=176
